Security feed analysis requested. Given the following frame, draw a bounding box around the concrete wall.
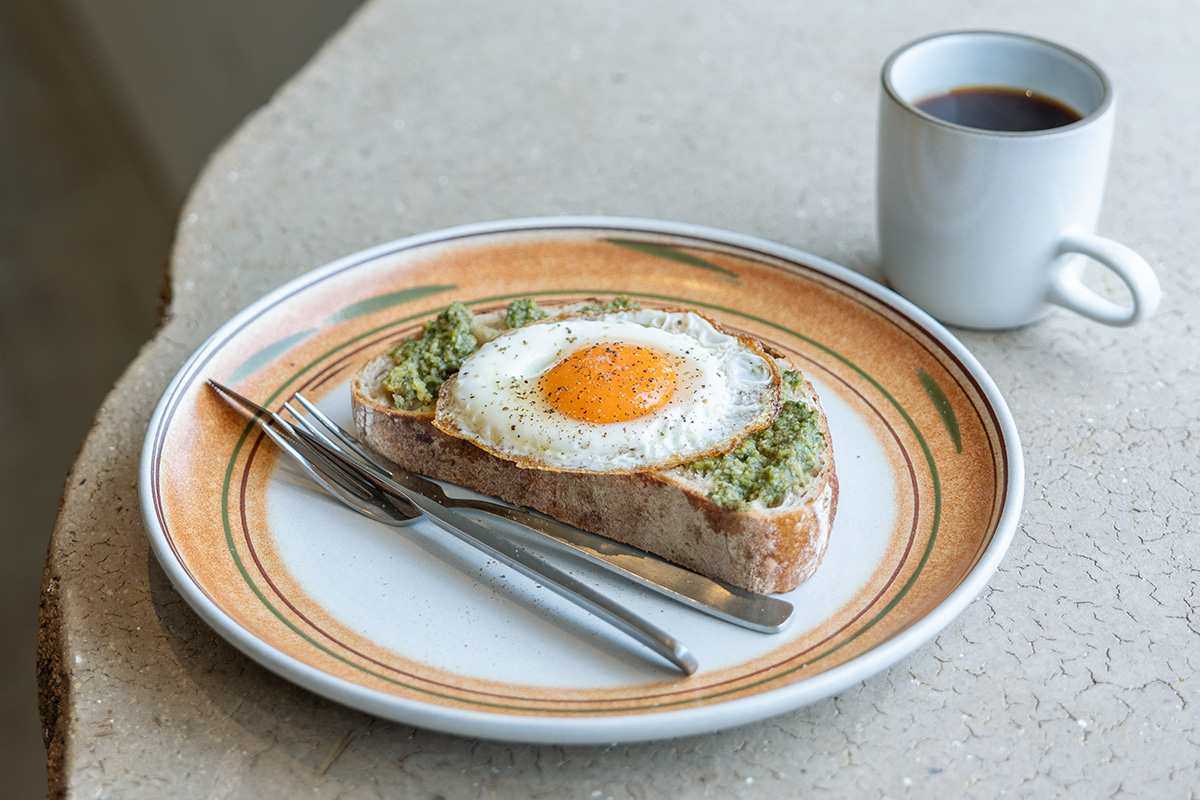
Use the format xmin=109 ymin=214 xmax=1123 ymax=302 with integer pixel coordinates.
xmin=58 ymin=0 xmax=365 ymax=203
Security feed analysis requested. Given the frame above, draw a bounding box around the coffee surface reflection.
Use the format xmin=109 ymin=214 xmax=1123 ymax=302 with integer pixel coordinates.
xmin=915 ymin=86 xmax=1083 ymax=132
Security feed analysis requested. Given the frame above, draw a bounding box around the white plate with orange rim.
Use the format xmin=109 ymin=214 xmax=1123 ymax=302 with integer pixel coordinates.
xmin=140 ymin=216 xmax=1023 ymax=743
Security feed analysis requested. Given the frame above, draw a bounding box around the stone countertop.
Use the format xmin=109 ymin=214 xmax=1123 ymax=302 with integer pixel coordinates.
xmin=39 ymin=0 xmax=1198 ymax=797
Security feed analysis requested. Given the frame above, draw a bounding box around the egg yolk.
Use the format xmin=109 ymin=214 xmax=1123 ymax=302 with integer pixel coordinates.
xmin=541 ymin=342 xmax=676 ymax=424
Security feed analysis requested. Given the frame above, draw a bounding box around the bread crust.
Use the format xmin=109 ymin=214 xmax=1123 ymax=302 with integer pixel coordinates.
xmin=350 ymin=343 xmax=838 ymax=594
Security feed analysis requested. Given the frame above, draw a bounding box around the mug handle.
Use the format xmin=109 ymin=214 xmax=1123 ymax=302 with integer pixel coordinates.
xmin=1045 ymin=232 xmax=1162 ymax=327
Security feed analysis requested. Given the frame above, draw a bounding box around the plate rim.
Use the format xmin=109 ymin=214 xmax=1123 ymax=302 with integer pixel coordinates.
xmin=139 ymin=215 xmax=1025 ymax=743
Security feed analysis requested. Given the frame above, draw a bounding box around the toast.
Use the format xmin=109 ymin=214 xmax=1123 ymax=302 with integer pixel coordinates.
xmin=350 ymin=302 xmax=838 ymax=594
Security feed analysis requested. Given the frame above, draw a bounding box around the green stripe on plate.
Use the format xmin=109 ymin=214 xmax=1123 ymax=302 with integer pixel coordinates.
xmin=605 ymin=238 xmax=740 ymax=284
xmin=917 ymin=368 xmax=963 ymax=454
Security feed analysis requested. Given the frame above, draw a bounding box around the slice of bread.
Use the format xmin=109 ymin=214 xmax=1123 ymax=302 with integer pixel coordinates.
xmin=350 ymin=311 xmax=838 ymax=594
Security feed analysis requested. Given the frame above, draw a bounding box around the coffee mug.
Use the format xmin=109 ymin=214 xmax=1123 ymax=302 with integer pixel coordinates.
xmin=877 ymin=30 xmax=1161 ymax=329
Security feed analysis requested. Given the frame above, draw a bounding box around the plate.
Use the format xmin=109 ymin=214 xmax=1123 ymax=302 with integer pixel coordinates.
xmin=140 ymin=216 xmax=1023 ymax=743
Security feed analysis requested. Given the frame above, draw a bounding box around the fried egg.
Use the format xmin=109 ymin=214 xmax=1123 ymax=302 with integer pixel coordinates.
xmin=432 ymin=307 xmax=782 ymax=472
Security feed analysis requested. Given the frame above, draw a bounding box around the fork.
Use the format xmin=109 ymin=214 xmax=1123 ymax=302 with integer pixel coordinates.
xmin=208 ymin=380 xmax=698 ymax=675
xmin=285 ymin=392 xmax=795 ymax=633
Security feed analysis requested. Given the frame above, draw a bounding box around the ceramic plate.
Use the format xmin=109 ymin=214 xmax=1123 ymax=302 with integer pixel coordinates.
xmin=140 ymin=217 xmax=1023 ymax=744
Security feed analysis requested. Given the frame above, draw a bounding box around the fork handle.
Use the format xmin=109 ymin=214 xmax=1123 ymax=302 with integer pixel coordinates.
xmin=399 ymin=490 xmax=698 ymax=675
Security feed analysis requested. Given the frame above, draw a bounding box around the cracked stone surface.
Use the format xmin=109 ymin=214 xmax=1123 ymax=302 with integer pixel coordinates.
xmin=38 ymin=0 xmax=1199 ymax=797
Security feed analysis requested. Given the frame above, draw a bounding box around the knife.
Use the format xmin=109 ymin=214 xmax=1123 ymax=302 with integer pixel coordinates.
xmin=286 ymin=392 xmax=796 ymax=633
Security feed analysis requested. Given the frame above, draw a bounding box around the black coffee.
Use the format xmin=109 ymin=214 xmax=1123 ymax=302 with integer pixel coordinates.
xmin=915 ymin=86 xmax=1083 ymax=132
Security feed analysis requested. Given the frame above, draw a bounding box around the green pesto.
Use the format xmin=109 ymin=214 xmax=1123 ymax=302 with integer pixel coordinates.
xmin=578 ymin=295 xmax=639 ymax=314
xmin=382 ymin=301 xmax=477 ymax=409
xmin=504 ymin=297 xmax=548 ymax=328
xmin=682 ymin=371 xmax=825 ymax=511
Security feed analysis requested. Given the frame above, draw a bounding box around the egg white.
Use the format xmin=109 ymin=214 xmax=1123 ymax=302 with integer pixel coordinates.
xmin=432 ymin=307 xmax=781 ymax=472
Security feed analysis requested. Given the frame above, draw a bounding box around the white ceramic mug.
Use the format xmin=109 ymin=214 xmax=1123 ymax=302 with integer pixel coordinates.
xmin=877 ymin=31 xmax=1161 ymax=329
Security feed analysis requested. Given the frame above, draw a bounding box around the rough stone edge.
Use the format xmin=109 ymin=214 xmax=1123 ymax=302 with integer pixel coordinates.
xmin=36 ymin=554 xmax=67 ymax=800
xmin=33 ymin=203 xmax=177 ymax=800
